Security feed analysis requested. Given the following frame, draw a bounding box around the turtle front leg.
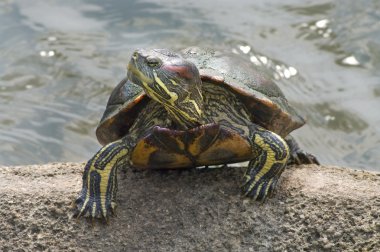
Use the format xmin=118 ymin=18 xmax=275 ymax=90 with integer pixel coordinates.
xmin=242 ymin=125 xmax=289 ymax=200
xmin=74 ymin=138 xmax=131 ymax=219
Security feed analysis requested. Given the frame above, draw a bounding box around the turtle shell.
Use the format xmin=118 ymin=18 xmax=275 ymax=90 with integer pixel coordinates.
xmin=96 ymin=48 xmax=305 ymax=145
xmin=96 ymin=78 xmax=147 ymax=145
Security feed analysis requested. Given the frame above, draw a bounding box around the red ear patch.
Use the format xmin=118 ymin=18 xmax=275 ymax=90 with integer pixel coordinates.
xmin=161 ymin=65 xmax=194 ymax=79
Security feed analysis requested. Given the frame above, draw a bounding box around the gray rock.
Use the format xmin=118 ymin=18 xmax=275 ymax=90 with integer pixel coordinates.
xmin=0 ymin=163 xmax=379 ymax=251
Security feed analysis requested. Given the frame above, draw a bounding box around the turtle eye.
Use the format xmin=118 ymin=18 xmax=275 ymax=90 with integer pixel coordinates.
xmin=146 ymin=57 xmax=161 ymax=68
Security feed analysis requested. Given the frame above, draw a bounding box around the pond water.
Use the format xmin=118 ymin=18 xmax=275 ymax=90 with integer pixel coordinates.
xmin=0 ymin=0 xmax=379 ymax=171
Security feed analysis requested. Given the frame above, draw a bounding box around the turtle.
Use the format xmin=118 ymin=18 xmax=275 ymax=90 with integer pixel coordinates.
xmin=74 ymin=47 xmax=318 ymax=219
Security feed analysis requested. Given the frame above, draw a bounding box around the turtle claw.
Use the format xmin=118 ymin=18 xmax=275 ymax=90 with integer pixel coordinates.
xmin=73 ymin=194 xmax=117 ymax=220
xmin=242 ymin=176 xmax=279 ymax=201
xmin=285 ymin=136 xmax=319 ymax=165
xmin=289 ymin=151 xmax=320 ymax=165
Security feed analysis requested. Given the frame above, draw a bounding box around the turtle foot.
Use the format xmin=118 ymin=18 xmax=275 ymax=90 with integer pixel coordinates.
xmin=285 ymin=136 xmax=319 ymax=165
xmin=289 ymin=150 xmax=319 ymax=165
xmin=73 ymin=194 xmax=117 ymax=220
xmin=241 ymin=176 xmax=279 ymax=201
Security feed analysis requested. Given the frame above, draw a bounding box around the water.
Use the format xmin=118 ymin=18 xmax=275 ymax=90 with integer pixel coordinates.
xmin=0 ymin=0 xmax=379 ymax=171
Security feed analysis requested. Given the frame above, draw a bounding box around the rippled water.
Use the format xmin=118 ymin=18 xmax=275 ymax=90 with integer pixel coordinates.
xmin=1 ymin=0 xmax=379 ymax=170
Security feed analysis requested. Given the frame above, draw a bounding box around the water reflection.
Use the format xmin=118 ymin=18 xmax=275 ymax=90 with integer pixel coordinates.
xmin=18 ymin=1 xmax=105 ymax=32
xmin=374 ymin=87 xmax=380 ymax=97
xmin=312 ymin=103 xmax=368 ymax=133
xmin=293 ymin=0 xmax=380 ymax=71
xmin=39 ymin=50 xmax=55 ymax=57
xmin=232 ymin=42 xmax=299 ymax=80
xmin=338 ymin=55 xmax=360 ymax=67
xmin=283 ymin=3 xmax=333 ymax=16
xmin=298 ymin=18 xmax=333 ymax=40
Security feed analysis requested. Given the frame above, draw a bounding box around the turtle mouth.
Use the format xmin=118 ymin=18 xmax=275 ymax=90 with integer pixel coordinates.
xmin=127 ymin=62 xmax=154 ymax=86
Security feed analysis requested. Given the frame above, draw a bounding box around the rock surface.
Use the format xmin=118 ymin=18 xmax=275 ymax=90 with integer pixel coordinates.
xmin=0 ymin=163 xmax=379 ymax=251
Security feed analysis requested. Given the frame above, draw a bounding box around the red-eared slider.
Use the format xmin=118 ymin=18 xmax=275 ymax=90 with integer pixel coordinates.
xmin=74 ymin=47 xmax=318 ymax=219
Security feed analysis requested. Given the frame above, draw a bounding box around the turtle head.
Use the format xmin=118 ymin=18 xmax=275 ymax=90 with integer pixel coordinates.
xmin=127 ymin=49 xmax=203 ymax=129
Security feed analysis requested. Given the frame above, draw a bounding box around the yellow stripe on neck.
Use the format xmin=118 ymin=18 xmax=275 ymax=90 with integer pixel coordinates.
xmin=129 ymin=66 xmax=202 ymax=128
xmin=153 ymin=71 xmax=179 ymax=105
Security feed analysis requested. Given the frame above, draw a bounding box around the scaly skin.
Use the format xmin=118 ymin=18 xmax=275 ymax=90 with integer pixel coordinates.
xmin=74 ymin=139 xmax=131 ymax=219
xmin=242 ymin=126 xmax=289 ymax=200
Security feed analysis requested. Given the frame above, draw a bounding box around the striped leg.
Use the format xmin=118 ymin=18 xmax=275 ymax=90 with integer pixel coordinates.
xmin=242 ymin=126 xmax=289 ymax=200
xmin=74 ymin=138 xmax=131 ymax=219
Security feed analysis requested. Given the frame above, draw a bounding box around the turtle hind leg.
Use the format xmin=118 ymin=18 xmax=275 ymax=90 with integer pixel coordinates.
xmin=285 ymin=135 xmax=319 ymax=165
xmin=242 ymin=126 xmax=290 ymax=201
xmin=74 ymin=138 xmax=131 ymax=219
